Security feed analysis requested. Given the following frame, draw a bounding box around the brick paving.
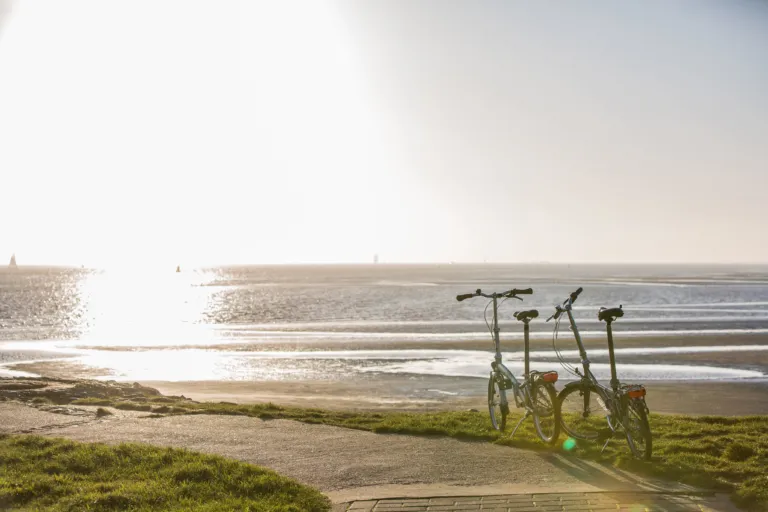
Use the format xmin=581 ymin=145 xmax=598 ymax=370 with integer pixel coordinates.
xmin=335 ymin=492 xmax=731 ymax=512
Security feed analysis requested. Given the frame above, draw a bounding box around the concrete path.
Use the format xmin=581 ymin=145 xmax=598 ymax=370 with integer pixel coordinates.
xmin=0 ymin=402 xmax=739 ymax=511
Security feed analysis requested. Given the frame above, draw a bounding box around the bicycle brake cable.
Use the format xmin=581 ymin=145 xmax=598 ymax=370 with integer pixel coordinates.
xmin=484 ymin=295 xmax=510 ymax=346
xmin=552 ymin=314 xmax=579 ymax=377
xmin=483 ymin=299 xmax=494 ymax=339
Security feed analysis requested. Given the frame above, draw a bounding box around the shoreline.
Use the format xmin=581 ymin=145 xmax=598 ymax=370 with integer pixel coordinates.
xmin=3 ymin=332 xmax=768 ymax=416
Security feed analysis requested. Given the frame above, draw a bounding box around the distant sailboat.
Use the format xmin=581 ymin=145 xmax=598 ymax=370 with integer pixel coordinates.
xmin=9 ymin=253 xmax=17 ymax=268
xmin=176 ymin=265 xmax=181 ymax=273
xmin=373 ymin=254 xmax=379 ymax=264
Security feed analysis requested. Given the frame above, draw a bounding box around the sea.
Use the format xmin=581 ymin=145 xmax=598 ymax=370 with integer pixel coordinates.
xmin=2 ymin=264 xmax=768 ymax=384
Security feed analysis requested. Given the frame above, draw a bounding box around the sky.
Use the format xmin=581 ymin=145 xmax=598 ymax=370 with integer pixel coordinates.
xmin=0 ymin=0 xmax=767 ymax=267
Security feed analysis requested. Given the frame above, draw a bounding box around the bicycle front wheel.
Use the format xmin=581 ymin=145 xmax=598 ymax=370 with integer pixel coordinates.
xmin=531 ymin=383 xmax=560 ymax=445
xmin=488 ymin=375 xmax=507 ymax=431
xmin=558 ymin=382 xmax=610 ymax=440
xmin=624 ymin=400 xmax=652 ymax=460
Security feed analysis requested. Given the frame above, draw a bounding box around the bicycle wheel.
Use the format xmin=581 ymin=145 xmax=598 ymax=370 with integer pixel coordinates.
xmin=558 ymin=382 xmax=610 ymax=440
xmin=488 ymin=375 xmax=507 ymax=431
xmin=531 ymin=383 xmax=560 ymax=445
xmin=624 ymin=400 xmax=652 ymax=460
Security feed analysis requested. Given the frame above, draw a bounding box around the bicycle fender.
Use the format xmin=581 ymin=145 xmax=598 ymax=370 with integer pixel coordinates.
xmin=560 ymin=380 xmax=591 ymax=394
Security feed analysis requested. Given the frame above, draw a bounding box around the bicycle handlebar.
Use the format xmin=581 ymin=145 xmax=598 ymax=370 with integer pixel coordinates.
xmin=455 ymin=287 xmax=533 ymax=302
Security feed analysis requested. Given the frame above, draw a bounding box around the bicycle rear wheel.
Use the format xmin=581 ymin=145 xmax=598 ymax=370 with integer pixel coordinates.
xmin=488 ymin=375 xmax=507 ymax=431
xmin=624 ymin=400 xmax=652 ymax=460
xmin=558 ymin=382 xmax=610 ymax=440
xmin=531 ymin=383 xmax=560 ymax=445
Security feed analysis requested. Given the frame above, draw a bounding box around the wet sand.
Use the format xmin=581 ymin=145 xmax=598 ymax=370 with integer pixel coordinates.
xmin=6 ymin=332 xmax=768 ymax=416
xmin=137 ymin=377 xmax=768 ymax=416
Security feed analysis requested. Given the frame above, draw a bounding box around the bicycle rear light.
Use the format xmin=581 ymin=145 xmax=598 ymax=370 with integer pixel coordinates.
xmin=542 ymin=371 xmax=558 ymax=383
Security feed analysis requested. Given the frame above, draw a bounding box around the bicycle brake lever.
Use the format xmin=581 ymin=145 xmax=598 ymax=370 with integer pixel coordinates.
xmin=546 ymin=305 xmax=561 ymax=322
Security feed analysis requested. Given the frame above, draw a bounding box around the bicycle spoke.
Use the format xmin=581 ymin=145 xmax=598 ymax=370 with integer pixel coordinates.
xmin=559 ymin=385 xmax=609 ymax=440
xmin=531 ymin=384 xmax=560 ymax=445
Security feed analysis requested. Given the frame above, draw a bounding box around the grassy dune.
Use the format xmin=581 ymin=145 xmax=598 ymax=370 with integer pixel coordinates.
xmin=72 ymin=397 xmax=768 ymax=511
xmin=0 ymin=434 xmax=330 ymax=511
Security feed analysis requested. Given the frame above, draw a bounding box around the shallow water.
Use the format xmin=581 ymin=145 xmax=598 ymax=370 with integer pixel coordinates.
xmin=3 ymin=264 xmax=768 ymax=382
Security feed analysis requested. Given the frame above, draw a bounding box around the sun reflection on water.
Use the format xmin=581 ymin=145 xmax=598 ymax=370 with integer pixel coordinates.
xmin=75 ymin=269 xmax=219 ymax=346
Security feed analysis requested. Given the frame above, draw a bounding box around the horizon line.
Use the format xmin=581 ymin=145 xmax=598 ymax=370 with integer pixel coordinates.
xmin=3 ymin=261 xmax=768 ymax=269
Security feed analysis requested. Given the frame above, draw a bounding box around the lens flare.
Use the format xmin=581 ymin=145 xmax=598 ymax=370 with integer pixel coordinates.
xmin=563 ymin=438 xmax=577 ymax=451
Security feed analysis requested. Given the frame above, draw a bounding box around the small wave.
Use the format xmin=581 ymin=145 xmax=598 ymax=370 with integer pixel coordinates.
xmin=631 ymin=301 xmax=768 ymax=308
xmin=362 ymin=360 xmax=764 ymax=381
xmin=374 ymin=280 xmax=439 ymax=287
xmin=6 ymin=328 xmax=768 ymax=353
xmin=599 ymin=280 xmax=691 ymax=288
xmin=427 ymin=389 xmax=459 ymax=396
xmin=206 ymin=316 xmax=768 ymax=332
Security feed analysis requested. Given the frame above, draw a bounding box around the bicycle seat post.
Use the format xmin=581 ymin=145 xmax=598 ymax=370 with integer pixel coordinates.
xmin=605 ymin=319 xmax=619 ymax=391
xmin=492 ymin=296 xmax=502 ymax=363
xmin=523 ymin=318 xmax=531 ymax=377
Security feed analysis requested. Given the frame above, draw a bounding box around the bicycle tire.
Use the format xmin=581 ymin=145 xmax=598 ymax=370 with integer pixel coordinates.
xmin=558 ymin=382 xmax=609 ymax=441
xmin=488 ymin=375 xmax=507 ymax=431
xmin=531 ymin=383 xmax=560 ymax=445
xmin=624 ymin=400 xmax=652 ymax=460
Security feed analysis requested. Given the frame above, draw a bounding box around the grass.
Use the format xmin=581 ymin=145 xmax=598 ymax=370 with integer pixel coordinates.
xmin=0 ymin=434 xmax=330 ymax=511
xmin=72 ymin=396 xmax=768 ymax=511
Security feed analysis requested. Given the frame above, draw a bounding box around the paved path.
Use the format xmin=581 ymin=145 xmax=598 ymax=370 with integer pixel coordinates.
xmin=335 ymin=492 xmax=737 ymax=511
xmin=0 ymin=402 xmax=739 ymax=511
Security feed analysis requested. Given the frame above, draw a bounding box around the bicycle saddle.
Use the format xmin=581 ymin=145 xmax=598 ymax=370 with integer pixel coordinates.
xmin=513 ymin=309 xmax=539 ymax=321
xmin=598 ymin=305 xmax=624 ymax=322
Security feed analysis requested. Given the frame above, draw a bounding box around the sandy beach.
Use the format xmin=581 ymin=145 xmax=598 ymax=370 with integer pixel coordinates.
xmin=133 ymin=378 xmax=768 ymax=416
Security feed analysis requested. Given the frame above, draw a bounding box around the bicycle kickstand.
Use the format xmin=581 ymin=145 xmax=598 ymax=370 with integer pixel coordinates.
xmin=510 ymin=411 xmax=530 ymax=439
xmin=597 ymin=427 xmax=614 ymax=454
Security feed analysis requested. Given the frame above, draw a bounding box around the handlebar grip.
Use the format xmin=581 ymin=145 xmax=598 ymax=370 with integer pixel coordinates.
xmin=456 ymin=293 xmax=475 ymax=302
xmin=570 ymin=287 xmax=583 ymax=301
xmin=515 ymin=288 xmax=533 ymax=295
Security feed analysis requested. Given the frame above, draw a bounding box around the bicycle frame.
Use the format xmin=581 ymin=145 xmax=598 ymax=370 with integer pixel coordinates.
xmin=556 ymin=299 xmax=622 ymax=432
xmin=551 ymin=289 xmax=651 ymax=457
xmin=560 ymin=298 xmax=647 ymax=438
xmin=558 ymin=300 xmax=616 ymax=387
